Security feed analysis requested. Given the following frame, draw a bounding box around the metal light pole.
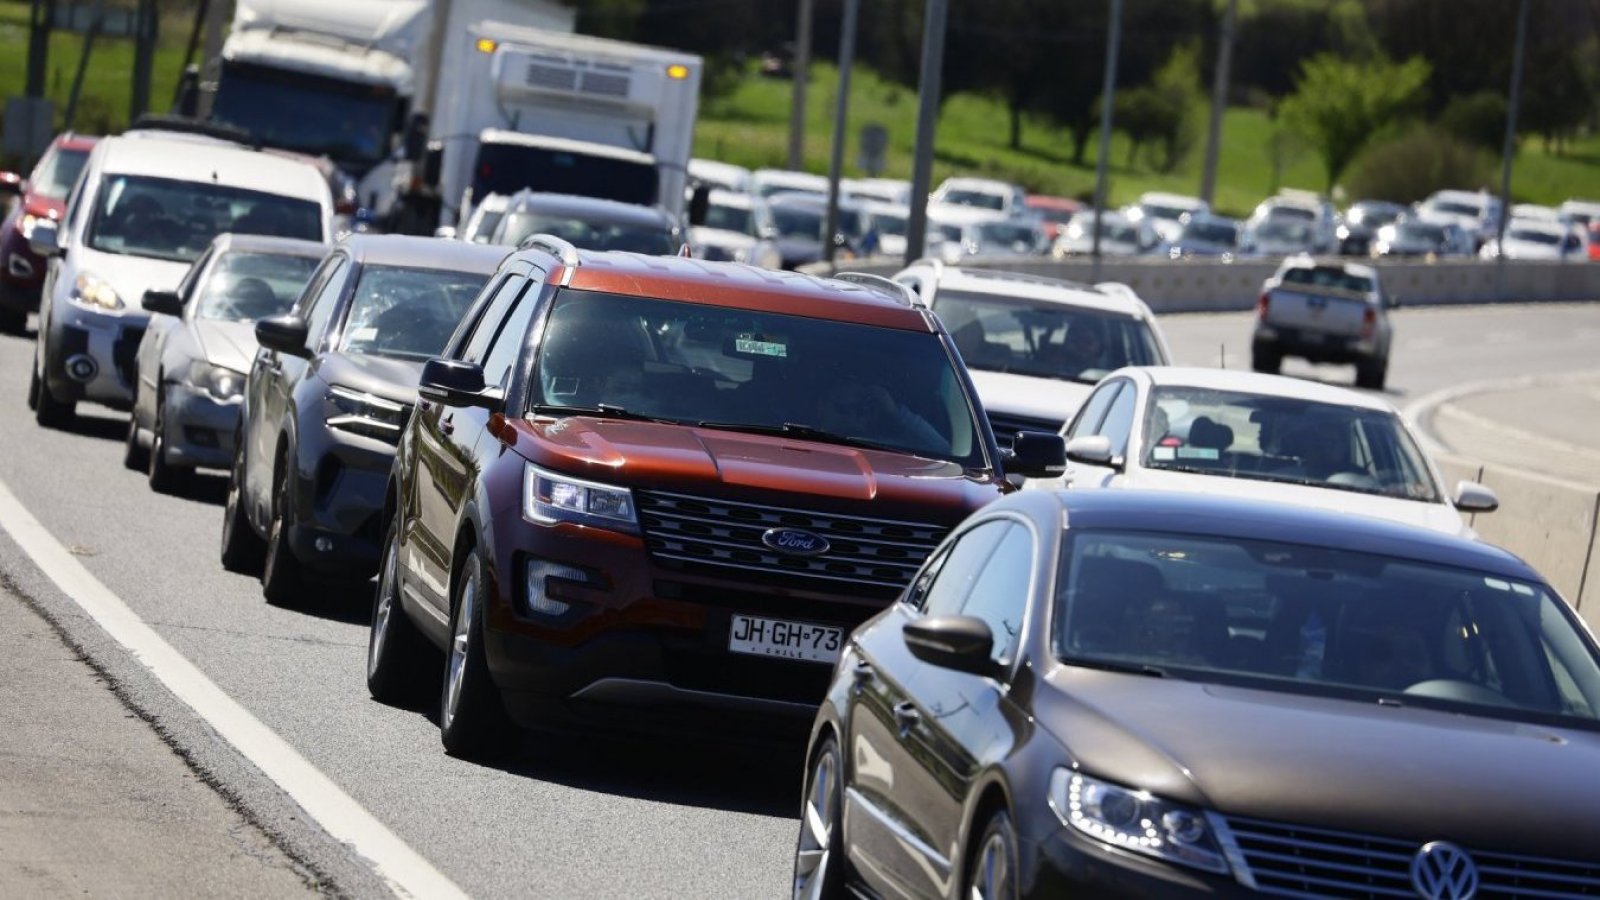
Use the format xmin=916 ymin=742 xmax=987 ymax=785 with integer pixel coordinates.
xmin=1495 ymin=0 xmax=1531 ymax=298
xmin=1090 ymin=0 xmax=1123 ymax=281
xmin=130 ymin=0 xmax=157 ymax=122
xmin=822 ymin=0 xmax=860 ymax=266
xmin=1199 ymin=0 xmax=1238 ymax=206
xmin=786 ymin=0 xmax=815 ymax=171
xmin=904 ymin=0 xmax=949 ymax=267
xmin=25 ymin=0 xmax=53 ymax=99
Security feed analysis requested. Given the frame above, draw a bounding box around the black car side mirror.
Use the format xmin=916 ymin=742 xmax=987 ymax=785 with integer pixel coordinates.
xmin=419 ymin=358 xmax=501 ymax=409
xmin=255 ymin=315 xmax=312 ymax=358
xmin=903 ymin=615 xmax=996 ymax=676
xmin=1004 ymin=431 xmax=1067 ymax=478
xmin=142 ymin=289 xmax=184 ymax=317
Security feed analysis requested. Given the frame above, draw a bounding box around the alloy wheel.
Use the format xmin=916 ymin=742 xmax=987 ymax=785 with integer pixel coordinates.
xmin=368 ymin=532 xmax=399 ymax=681
xmin=444 ymin=574 xmax=477 ymax=732
xmin=793 ymin=745 xmax=838 ymax=899
xmin=968 ymin=822 xmax=1016 ymax=900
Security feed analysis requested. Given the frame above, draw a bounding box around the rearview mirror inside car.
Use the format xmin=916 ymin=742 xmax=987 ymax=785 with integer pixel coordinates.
xmin=903 ymin=615 xmax=995 ymax=676
xmin=1454 ymin=481 xmax=1499 ymax=514
xmin=419 ymin=358 xmax=501 ymax=410
xmin=142 ymin=290 xmax=184 ymax=317
xmin=1006 ymin=430 xmax=1068 ymax=478
xmin=255 ymin=315 xmax=312 ymax=358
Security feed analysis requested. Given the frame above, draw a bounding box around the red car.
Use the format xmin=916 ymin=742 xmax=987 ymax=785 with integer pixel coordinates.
xmin=1025 ymin=193 xmax=1082 ymax=242
xmin=0 ymin=132 xmax=98 ymax=332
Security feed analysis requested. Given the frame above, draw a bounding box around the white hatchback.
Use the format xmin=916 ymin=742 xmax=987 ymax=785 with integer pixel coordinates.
xmin=1027 ymin=366 xmax=1498 ymax=537
xmin=28 ymin=132 xmax=332 ymax=426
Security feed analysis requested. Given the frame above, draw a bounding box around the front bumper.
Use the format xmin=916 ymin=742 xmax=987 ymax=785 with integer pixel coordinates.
xmin=43 ymin=305 xmax=147 ymax=407
xmin=1252 ymin=327 xmax=1378 ymax=365
xmin=285 ymin=427 xmax=396 ymax=579
xmin=1023 ymin=825 xmax=1250 ymax=898
xmin=158 ymin=382 xmax=242 ymax=470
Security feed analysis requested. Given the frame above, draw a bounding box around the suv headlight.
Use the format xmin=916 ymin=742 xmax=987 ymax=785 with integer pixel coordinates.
xmin=1049 ymin=770 xmax=1229 ymax=875
xmin=325 ymin=385 xmax=408 ymax=443
xmin=188 ymin=361 xmax=245 ymax=402
xmin=524 ymin=462 xmax=637 ymax=533
xmin=70 ymin=272 xmax=124 ymax=311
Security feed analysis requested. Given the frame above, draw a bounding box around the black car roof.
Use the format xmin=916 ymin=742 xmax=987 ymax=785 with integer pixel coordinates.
xmin=337 ymin=234 xmax=508 ymax=274
xmin=1015 ymin=489 xmax=1538 ymax=582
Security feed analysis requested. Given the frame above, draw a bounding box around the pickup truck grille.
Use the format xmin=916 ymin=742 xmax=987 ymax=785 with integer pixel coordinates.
xmin=636 ymin=490 xmax=947 ymax=592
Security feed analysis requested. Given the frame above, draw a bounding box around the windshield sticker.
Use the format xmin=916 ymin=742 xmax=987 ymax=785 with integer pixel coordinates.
xmin=348 ymin=326 xmax=377 ymax=343
xmin=1151 ymin=447 xmax=1176 ymax=460
xmin=735 ymin=333 xmax=787 ymax=357
xmin=1176 ymin=447 xmax=1218 ymax=460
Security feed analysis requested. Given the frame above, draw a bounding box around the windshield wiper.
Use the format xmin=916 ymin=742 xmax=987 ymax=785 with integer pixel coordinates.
xmin=694 ymin=420 xmax=906 ymax=454
xmin=531 ymin=403 xmax=675 ymax=424
xmin=1061 ymin=656 xmax=1170 ymax=679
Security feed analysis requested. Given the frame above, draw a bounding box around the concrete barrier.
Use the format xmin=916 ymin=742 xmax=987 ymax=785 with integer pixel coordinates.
xmin=1468 ymin=467 xmax=1599 ymax=602
xmin=815 ymin=256 xmax=1600 ymax=313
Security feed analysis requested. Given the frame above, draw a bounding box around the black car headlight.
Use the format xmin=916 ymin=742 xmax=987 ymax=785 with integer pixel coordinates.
xmin=523 ymin=462 xmax=638 ymax=534
xmin=1049 ymin=770 xmax=1229 ymax=875
xmin=325 ymin=386 xmax=408 ymax=443
xmin=188 ymin=361 xmax=245 ymax=402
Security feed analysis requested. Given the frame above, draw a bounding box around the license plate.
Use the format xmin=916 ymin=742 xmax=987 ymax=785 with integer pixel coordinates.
xmin=728 ymin=614 xmax=844 ymax=665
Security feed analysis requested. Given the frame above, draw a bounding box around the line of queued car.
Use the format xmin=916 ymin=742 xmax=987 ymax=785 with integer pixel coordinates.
xmin=6 ymin=126 xmax=1600 ymax=900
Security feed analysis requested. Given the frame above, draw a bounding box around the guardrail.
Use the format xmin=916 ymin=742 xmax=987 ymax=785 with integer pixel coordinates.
xmin=807 ymin=256 xmax=1600 ymax=313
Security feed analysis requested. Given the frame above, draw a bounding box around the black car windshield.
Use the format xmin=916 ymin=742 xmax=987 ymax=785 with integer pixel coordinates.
xmin=497 ymin=211 xmax=676 ymax=254
xmin=1349 ymin=204 xmax=1401 ymax=226
xmin=1056 ymin=530 xmax=1600 ymax=726
xmin=1141 ymin=386 xmax=1441 ymax=502
xmin=1508 ymin=228 xmax=1562 ymax=246
xmin=1180 ymin=221 xmax=1238 ymax=245
xmin=1143 ymin=204 xmax=1191 ymax=222
xmin=338 ymin=266 xmax=488 ymax=359
xmin=1435 ymin=200 xmax=1482 ymax=217
xmin=933 ymin=290 xmax=1164 ymax=383
xmin=1396 ymin=223 xmax=1446 ymax=244
xmin=196 ymin=251 xmax=319 ymax=322
xmin=531 ymin=290 xmax=986 ymax=467
xmin=32 ymin=147 xmax=90 ymax=201
xmin=86 ymin=175 xmax=323 ymax=262
xmin=873 ymin=213 xmax=908 ymax=236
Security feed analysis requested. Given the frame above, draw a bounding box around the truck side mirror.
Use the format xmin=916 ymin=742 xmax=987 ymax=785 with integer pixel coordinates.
xmin=688 ymin=184 xmax=711 ymax=227
xmin=403 ymin=113 xmax=429 ymax=162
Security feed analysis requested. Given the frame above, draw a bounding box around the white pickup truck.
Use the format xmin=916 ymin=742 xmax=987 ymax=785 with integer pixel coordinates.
xmin=1251 ymin=256 xmax=1398 ymax=390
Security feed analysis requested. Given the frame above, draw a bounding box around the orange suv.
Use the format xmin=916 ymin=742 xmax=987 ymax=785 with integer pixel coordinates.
xmin=365 ymin=236 xmax=1065 ymax=756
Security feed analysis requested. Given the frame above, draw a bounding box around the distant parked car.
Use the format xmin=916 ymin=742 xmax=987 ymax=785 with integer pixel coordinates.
xmin=750 ymin=168 xmax=828 ymax=200
xmin=1417 ymin=189 xmax=1502 ymax=247
xmin=758 ymin=192 xmax=869 ymax=268
xmin=0 ymin=132 xmax=98 ymax=332
xmin=220 ymin=236 xmax=502 ymax=604
xmin=1241 ymin=216 xmax=1323 ymax=258
xmin=795 ymin=487 xmax=1591 ymax=900
xmin=1051 ymin=210 xmax=1156 ymax=257
xmin=687 ymin=158 xmax=751 ymax=195
xmin=488 ymin=191 xmax=680 ymax=255
xmin=1371 ymin=218 xmax=1474 ymax=258
xmin=1162 ymin=212 xmax=1240 ymax=259
xmin=444 ymin=192 xmax=511 ymax=244
xmin=1030 ymin=366 xmax=1496 ymax=537
xmin=928 ymin=176 xmax=1028 ymax=226
xmin=1024 ymin=194 xmax=1082 ymax=242
xmin=1336 ymin=199 xmax=1406 ymax=256
xmin=1252 ymin=256 xmax=1396 ymax=389
xmin=1246 ymin=190 xmax=1338 ymax=254
xmin=688 ymin=189 xmax=781 ymax=268
xmin=1131 ymin=191 xmax=1208 ymax=243
xmin=1480 ymin=217 xmax=1588 ymax=261
xmin=842 ymin=177 xmax=912 ymax=206
xmin=949 ymin=218 xmax=1048 ymax=260
xmin=127 ymin=234 xmax=326 ymax=494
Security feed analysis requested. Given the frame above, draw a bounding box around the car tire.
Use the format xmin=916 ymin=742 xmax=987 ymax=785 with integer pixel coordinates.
xmin=1355 ymin=357 xmax=1387 ymax=391
xmin=367 ymin=517 xmax=434 ymax=706
xmin=220 ymin=453 xmax=266 ymax=575
xmin=26 ymin=364 xmax=39 ymax=411
xmin=123 ymin=414 xmax=149 ymax=471
xmin=1250 ymin=344 xmax=1281 ymax=375
xmin=32 ymin=340 xmax=74 ymax=428
xmin=965 ymin=808 xmax=1020 ymax=900
xmin=147 ymin=387 xmax=193 ymax=495
xmin=260 ymin=463 xmax=307 ymax=606
xmin=792 ymin=734 xmax=852 ymax=900
xmin=440 ymin=549 xmax=513 ymax=758
xmin=0 ymin=307 xmax=26 ymax=335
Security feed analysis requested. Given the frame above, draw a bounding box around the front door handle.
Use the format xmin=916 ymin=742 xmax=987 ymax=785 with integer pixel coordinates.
xmin=893 ymin=701 xmax=920 ymax=734
xmin=440 ymin=413 xmax=454 ymax=436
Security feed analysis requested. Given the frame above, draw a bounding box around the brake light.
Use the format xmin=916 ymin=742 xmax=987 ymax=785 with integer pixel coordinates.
xmin=1360 ymin=306 xmax=1376 ymax=340
xmin=1256 ymin=293 xmax=1270 ymax=321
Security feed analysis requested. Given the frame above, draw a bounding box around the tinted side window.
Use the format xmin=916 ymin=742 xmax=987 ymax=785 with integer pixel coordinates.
xmin=1066 ymin=382 xmax=1122 ymax=439
xmin=460 ymin=275 xmax=524 ymax=364
xmin=961 ymin=524 xmax=1034 ymax=665
xmin=481 ymin=283 xmax=540 ymax=389
xmin=1097 ymin=382 xmax=1137 ymax=457
xmin=921 ymin=520 xmax=1011 ymax=617
xmin=301 ymin=257 xmax=349 ymax=350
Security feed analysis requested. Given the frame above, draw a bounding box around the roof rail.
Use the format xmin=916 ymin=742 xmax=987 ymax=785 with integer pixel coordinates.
xmin=517 ymin=233 xmax=581 ymax=268
xmin=832 ymin=271 xmax=921 ymax=307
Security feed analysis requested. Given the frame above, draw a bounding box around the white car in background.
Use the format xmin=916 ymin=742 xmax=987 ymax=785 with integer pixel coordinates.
xmin=927 ymin=176 xmax=1027 ymax=226
xmin=28 ymin=132 xmax=333 ymax=427
xmin=1245 ymin=190 xmax=1338 ymax=254
xmin=843 ymin=177 xmax=912 ymax=206
xmin=1027 ymin=366 xmax=1498 ymax=538
xmin=1417 ymin=189 xmax=1502 ymax=246
xmin=1481 ymin=217 xmax=1587 ymax=261
xmin=1051 ymin=209 xmax=1157 ymax=257
xmin=445 ymin=191 xmax=510 ymax=243
xmin=687 ymin=158 xmax=752 ymax=194
xmin=687 ymin=189 xmax=780 ymax=268
xmin=750 ymin=168 xmax=828 ymax=200
xmin=892 ymin=261 xmax=1172 ymax=446
xmin=1131 ymin=191 xmax=1209 ymax=243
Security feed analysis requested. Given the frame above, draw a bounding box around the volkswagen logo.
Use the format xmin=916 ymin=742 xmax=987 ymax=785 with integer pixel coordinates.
xmin=762 ymin=528 xmax=830 ymax=557
xmin=1410 ymin=841 xmax=1479 ymax=900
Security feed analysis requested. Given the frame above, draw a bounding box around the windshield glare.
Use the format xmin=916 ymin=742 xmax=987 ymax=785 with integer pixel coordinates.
xmin=1141 ymin=386 xmax=1440 ymax=501
xmin=338 ymin=266 xmax=487 ymax=359
xmin=532 ymin=291 xmax=985 ymax=466
xmin=498 ymin=211 xmax=675 ymax=254
xmin=86 ymin=175 xmax=323 ymax=262
xmin=934 ymin=290 xmax=1164 ymax=383
xmin=32 ymin=147 xmax=90 ymax=200
xmin=196 ymin=251 xmax=318 ymax=322
xmin=1056 ymin=530 xmax=1600 ymax=726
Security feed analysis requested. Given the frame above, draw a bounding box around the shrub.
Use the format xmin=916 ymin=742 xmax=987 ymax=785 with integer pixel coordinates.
xmin=1439 ymin=91 xmax=1508 ymax=153
xmin=1340 ymin=127 xmax=1495 ymax=204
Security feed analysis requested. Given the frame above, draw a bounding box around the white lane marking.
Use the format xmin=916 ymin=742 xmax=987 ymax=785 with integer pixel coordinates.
xmin=0 ymin=477 xmax=465 ymax=900
xmin=1434 ymin=403 xmax=1600 ymax=463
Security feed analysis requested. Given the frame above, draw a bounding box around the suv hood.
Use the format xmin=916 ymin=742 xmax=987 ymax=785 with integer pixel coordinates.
xmin=74 ymin=246 xmax=189 ymax=319
xmin=313 ymin=353 xmax=424 ymax=404
xmin=968 ymin=369 xmax=1093 ymax=424
xmin=1035 ymin=667 xmax=1600 ymax=859
xmin=510 ymin=417 xmax=1002 ymax=519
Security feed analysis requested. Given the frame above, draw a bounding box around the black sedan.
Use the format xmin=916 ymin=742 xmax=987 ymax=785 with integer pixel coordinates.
xmin=220 ymin=235 xmax=504 ymax=604
xmin=795 ymin=489 xmax=1600 ymax=899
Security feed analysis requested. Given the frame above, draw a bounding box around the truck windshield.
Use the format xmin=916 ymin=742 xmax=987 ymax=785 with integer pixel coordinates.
xmin=86 ymin=176 xmax=323 ymax=263
xmin=471 ymin=144 xmax=658 ymax=208
xmin=211 ymin=63 xmax=395 ymax=168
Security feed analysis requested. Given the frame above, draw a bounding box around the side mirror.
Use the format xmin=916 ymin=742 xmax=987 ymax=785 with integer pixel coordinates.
xmin=141 ymin=290 xmax=184 ymax=317
xmin=28 ymin=219 xmax=62 ymax=257
xmin=255 ymin=315 xmax=311 ymax=358
xmin=419 ymin=358 xmax=501 ymax=409
xmin=433 ymin=226 xmax=458 ymax=240
xmin=688 ymin=184 xmax=711 ymax=227
xmin=903 ymin=615 xmax=996 ymax=676
xmin=1064 ymin=434 xmax=1116 ymax=467
xmin=402 ymin=113 xmax=429 ymax=162
xmin=1454 ymin=481 xmax=1499 ymax=514
xmin=0 ymin=172 xmax=21 ymax=196
xmin=1004 ymin=430 xmax=1067 ymax=478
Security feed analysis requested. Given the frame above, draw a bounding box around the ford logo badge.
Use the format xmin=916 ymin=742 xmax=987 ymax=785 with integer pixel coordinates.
xmin=762 ymin=528 xmax=830 ymax=557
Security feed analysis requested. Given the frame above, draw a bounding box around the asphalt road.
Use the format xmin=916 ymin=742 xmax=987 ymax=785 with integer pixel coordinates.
xmin=0 ymin=300 xmax=1595 ymax=898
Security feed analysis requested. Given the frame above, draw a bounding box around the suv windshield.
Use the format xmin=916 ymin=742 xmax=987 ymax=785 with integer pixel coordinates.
xmin=1056 ymin=530 xmax=1600 ymax=728
xmin=196 ymin=251 xmax=319 ymax=322
xmin=1141 ymin=386 xmax=1440 ymax=501
xmin=32 ymin=147 xmax=90 ymax=201
xmin=532 ymin=290 xmax=986 ymax=466
xmin=933 ymin=290 xmax=1164 ymax=383
xmin=338 ymin=266 xmax=488 ymax=360
xmin=86 ymin=175 xmax=322 ymax=262
xmin=497 ymin=211 xmax=676 ymax=254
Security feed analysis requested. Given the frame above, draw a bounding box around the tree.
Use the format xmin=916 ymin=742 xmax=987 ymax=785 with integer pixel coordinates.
xmin=1277 ymin=54 xmax=1431 ymax=190
xmin=1438 ymin=92 xmax=1508 ymax=153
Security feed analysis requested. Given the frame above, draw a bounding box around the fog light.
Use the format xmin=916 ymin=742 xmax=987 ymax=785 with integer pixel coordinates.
xmin=526 ymin=559 xmax=590 ymax=616
xmin=314 ymin=536 xmax=333 ymax=553
xmin=65 ymin=354 xmax=97 ymax=382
